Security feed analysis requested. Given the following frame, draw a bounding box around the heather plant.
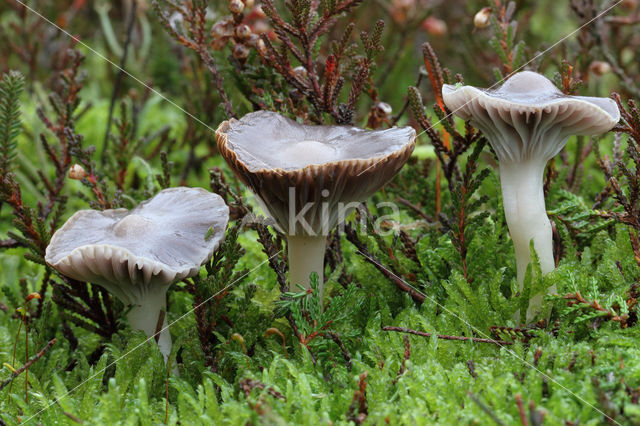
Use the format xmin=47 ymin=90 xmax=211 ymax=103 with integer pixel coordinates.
xmin=1 ymin=0 xmax=640 ymax=424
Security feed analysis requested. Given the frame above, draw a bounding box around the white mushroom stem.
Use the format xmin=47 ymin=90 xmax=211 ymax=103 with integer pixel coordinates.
xmin=126 ymin=290 xmax=172 ymax=363
xmin=287 ymin=234 xmax=327 ymax=300
xmin=499 ymin=160 xmax=557 ymax=323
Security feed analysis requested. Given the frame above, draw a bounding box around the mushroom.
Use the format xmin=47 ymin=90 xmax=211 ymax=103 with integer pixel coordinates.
xmin=442 ymin=71 xmax=619 ymax=322
xmin=45 ymin=187 xmax=229 ymax=361
xmin=216 ymin=111 xmax=415 ymax=300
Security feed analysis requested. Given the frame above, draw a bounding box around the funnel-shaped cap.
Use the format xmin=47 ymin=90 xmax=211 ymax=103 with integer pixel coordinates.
xmin=216 ymin=111 xmax=415 ymax=235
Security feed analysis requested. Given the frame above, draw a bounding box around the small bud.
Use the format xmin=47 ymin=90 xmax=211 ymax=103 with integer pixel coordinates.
xmin=252 ymin=5 xmax=267 ymax=19
xmin=168 ymin=12 xmax=183 ymax=32
xmin=127 ymin=88 xmax=139 ymax=101
xmin=375 ymin=102 xmax=393 ymax=116
xmin=253 ymin=20 xmax=270 ymax=35
xmin=392 ymin=0 xmax=415 ymax=10
xmin=229 ymin=0 xmax=244 ymax=14
xmin=474 ymin=7 xmax=492 ymax=29
xmin=589 ymin=61 xmax=612 ymax=76
xmin=26 ymin=292 xmax=41 ymax=303
xmin=211 ymin=37 xmax=227 ymax=51
xmin=212 ymin=20 xmax=233 ymax=38
xmin=69 ymin=164 xmax=87 ymax=180
xmin=367 ymin=102 xmax=393 ymax=129
xmin=421 ymin=16 xmax=447 ymax=37
xmin=242 ymin=0 xmax=255 ymax=8
xmin=293 ymin=66 xmax=308 ymax=80
xmin=248 ymin=33 xmax=260 ymax=45
xmin=233 ymin=43 xmax=250 ymax=61
xmin=289 ymin=88 xmax=304 ymax=102
xmin=235 ymin=24 xmax=252 ymax=40
xmin=255 ymin=38 xmax=267 ymax=55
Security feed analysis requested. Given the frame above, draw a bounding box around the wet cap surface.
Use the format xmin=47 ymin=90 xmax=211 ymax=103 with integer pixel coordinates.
xmin=216 ymin=111 xmax=416 ymax=235
xmin=220 ymin=110 xmax=416 ymax=172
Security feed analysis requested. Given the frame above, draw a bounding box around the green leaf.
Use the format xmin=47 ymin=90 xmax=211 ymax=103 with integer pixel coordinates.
xmin=0 ymin=71 xmax=25 ymax=172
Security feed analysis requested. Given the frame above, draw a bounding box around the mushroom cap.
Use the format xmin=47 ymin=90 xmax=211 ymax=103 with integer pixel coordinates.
xmin=45 ymin=187 xmax=229 ymax=305
xmin=442 ymin=71 xmax=620 ymax=163
xmin=216 ymin=111 xmax=415 ymax=235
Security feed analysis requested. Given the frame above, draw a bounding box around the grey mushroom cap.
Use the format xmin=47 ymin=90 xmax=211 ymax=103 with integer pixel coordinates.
xmin=442 ymin=71 xmax=620 ymax=162
xmin=216 ymin=111 xmax=416 ymax=235
xmin=45 ymin=187 xmax=229 ymax=305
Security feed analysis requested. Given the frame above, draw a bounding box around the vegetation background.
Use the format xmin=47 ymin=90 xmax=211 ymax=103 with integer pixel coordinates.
xmin=1 ymin=0 xmax=640 ymax=424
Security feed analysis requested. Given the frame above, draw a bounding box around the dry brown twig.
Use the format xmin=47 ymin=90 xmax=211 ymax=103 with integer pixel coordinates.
xmin=0 ymin=338 xmax=56 ymax=391
xmin=563 ymin=291 xmax=632 ymax=328
xmin=383 ymin=326 xmax=512 ymax=346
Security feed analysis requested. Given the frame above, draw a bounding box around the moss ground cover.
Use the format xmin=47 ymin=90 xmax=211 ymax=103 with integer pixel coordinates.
xmin=1 ymin=0 xmax=640 ymax=424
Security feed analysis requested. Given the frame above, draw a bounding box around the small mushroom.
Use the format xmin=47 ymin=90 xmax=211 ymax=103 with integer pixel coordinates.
xmin=442 ymin=71 xmax=619 ymax=322
xmin=45 ymin=187 xmax=229 ymax=361
xmin=216 ymin=111 xmax=415 ymax=300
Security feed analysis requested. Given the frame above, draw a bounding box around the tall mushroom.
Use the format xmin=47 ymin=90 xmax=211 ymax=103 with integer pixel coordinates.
xmin=216 ymin=111 xmax=415 ymax=299
xmin=45 ymin=187 xmax=229 ymax=361
xmin=442 ymin=71 xmax=619 ymax=322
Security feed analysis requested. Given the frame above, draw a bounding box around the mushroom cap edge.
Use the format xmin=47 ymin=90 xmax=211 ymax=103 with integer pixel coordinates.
xmin=45 ymin=187 xmax=230 ymax=292
xmin=441 ymin=79 xmax=620 ymax=135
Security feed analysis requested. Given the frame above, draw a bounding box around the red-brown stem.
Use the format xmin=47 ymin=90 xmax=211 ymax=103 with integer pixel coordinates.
xmin=564 ymin=291 xmax=629 ymax=327
xmin=62 ymin=411 xmax=83 ymax=423
xmin=515 ymin=394 xmax=528 ymax=426
xmin=8 ymin=316 xmax=23 ymax=403
xmin=435 ymin=160 xmax=442 ymax=216
xmin=0 ymin=339 xmax=56 ymax=392
xmin=265 ymin=327 xmax=288 ymax=358
xmin=383 ymin=326 xmax=512 ymax=346
xmin=24 ymin=306 xmax=28 ymax=403
xmin=351 ymin=248 xmax=425 ymax=303
xmin=393 ymin=335 xmax=411 ymax=384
